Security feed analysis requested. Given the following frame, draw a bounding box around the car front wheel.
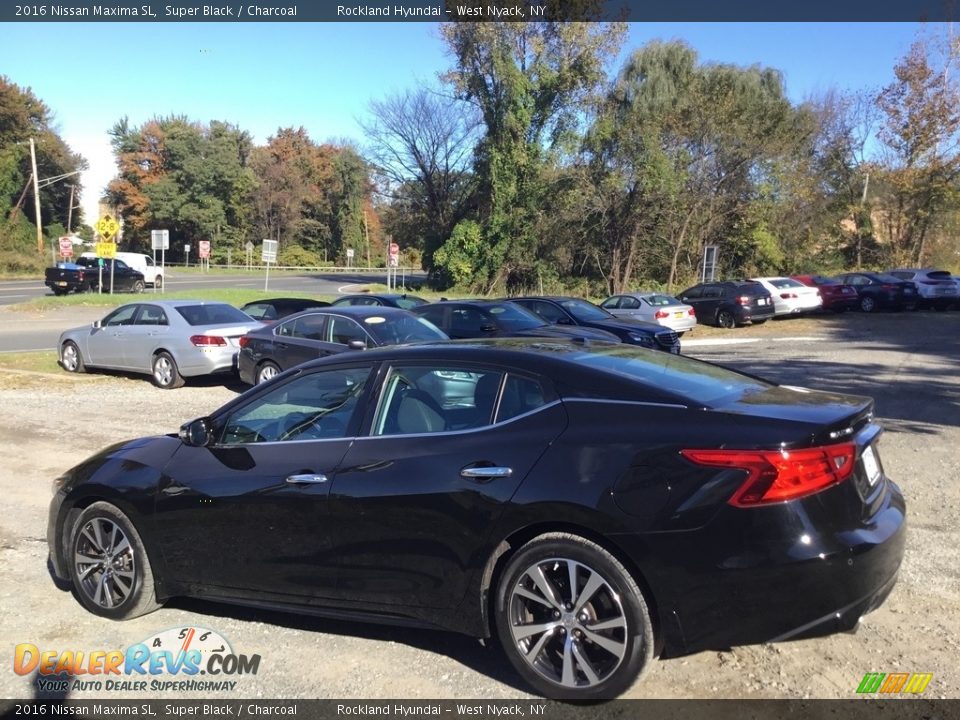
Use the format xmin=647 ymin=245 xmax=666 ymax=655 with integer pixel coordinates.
xmin=494 ymin=533 xmax=654 ymax=700
xmin=68 ymin=502 xmax=160 ymax=620
xmin=61 ymin=341 xmax=86 ymax=373
xmin=152 ymin=351 xmax=184 ymax=389
xmin=860 ymin=295 xmax=876 ymax=313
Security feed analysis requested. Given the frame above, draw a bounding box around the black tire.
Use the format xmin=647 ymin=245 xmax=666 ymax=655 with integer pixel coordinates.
xmin=934 ymin=301 xmax=950 ymax=312
xmin=60 ymin=341 xmax=86 ymax=374
xmin=256 ymin=361 xmax=281 ymax=385
xmin=151 ymin=351 xmax=184 ymax=389
xmin=859 ymin=295 xmax=876 ymax=313
xmin=717 ymin=309 xmax=736 ymax=329
xmin=494 ymin=533 xmax=655 ymax=701
xmin=131 ymin=280 xmax=145 ymax=294
xmin=154 ymin=275 xmax=163 ymax=289
xmin=52 ymin=288 xmax=68 ymax=297
xmin=68 ymin=502 xmax=160 ymax=620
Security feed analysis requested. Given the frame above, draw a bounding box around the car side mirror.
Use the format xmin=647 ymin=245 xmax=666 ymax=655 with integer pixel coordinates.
xmin=179 ymin=417 xmax=213 ymax=447
xmin=91 ymin=320 xmax=102 ymax=329
xmin=347 ymin=339 xmax=366 ymax=350
xmin=479 ymin=323 xmax=497 ymax=333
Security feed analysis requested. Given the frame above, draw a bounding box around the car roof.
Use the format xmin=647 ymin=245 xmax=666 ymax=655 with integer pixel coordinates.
xmin=243 ymin=297 xmax=326 ymax=306
xmin=278 ymin=305 xmax=414 ymax=319
xmin=114 ymin=299 xmax=239 ymax=308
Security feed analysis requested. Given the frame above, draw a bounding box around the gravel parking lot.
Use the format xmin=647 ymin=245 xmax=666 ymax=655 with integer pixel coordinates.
xmin=0 ymin=307 xmax=957 ymax=701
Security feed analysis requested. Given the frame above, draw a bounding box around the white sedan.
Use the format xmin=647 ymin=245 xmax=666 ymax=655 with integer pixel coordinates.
xmin=749 ymin=277 xmax=822 ymax=316
xmin=600 ymin=292 xmax=698 ymax=334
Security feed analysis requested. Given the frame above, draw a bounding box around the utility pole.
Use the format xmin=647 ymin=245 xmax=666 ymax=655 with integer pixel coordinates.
xmin=66 ymin=184 xmax=76 ymax=234
xmin=30 ymin=138 xmax=42 ymax=254
xmin=363 ymin=210 xmax=371 ymax=268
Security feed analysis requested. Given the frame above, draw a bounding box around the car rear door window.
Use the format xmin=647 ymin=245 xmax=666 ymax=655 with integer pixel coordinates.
xmin=372 ymin=366 xmax=506 ymax=435
xmin=497 ymin=375 xmax=547 ymax=422
xmin=287 ymin=313 xmax=327 ymax=341
xmin=136 ymin=305 xmax=168 ymax=326
xmin=450 ymin=307 xmax=488 ymax=336
xmin=619 ymin=296 xmax=641 ymax=309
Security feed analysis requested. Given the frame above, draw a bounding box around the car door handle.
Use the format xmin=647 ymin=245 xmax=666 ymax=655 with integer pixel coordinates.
xmin=285 ymin=473 xmax=329 ymax=485
xmin=276 ymin=342 xmax=288 ymax=350
xmin=161 ymin=484 xmax=188 ymax=496
xmin=460 ymin=466 xmax=513 ymax=481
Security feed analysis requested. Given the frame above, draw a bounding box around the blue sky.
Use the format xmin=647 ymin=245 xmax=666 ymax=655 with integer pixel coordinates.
xmin=0 ymin=21 xmax=932 ymax=224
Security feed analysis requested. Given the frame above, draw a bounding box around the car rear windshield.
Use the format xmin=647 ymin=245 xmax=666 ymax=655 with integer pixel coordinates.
xmin=928 ymin=271 xmax=953 ymax=279
xmin=394 ymin=296 xmax=427 ymax=310
xmin=642 ymin=294 xmax=681 ymax=307
xmin=734 ymin=283 xmax=767 ymax=295
xmin=573 ymin=344 xmax=771 ymax=407
xmin=767 ymin=278 xmax=805 ymax=289
xmin=176 ymin=304 xmax=255 ymax=326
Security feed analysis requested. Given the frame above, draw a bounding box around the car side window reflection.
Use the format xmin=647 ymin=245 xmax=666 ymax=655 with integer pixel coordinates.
xmin=372 ymin=366 xmax=505 ymax=436
xmin=498 ymin=375 xmax=547 ymax=422
xmin=221 ymin=367 xmax=369 ymax=444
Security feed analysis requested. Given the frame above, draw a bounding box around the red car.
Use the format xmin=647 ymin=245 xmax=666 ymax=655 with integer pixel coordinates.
xmin=793 ymin=275 xmax=859 ymax=313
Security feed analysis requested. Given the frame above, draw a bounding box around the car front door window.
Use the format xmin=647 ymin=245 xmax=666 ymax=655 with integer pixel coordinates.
xmin=222 ymin=367 xmax=370 ymax=444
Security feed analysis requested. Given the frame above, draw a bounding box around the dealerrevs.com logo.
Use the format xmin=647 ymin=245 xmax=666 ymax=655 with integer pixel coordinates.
xmin=856 ymin=672 xmax=934 ymax=695
xmin=15 ymin=627 xmax=261 ymax=693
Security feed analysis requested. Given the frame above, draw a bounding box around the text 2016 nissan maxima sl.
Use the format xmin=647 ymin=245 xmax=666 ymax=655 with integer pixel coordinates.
xmin=47 ymin=339 xmax=905 ymax=700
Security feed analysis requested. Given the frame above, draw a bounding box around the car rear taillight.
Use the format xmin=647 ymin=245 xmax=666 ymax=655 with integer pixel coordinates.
xmin=654 ymin=310 xmax=670 ymax=319
xmin=688 ymin=308 xmax=696 ymax=316
xmin=681 ymin=442 xmax=857 ymax=507
xmin=238 ymin=336 xmax=251 ymax=348
xmin=780 ymin=292 xmax=798 ymax=299
xmin=880 ymin=284 xmax=898 ymax=291
xmin=737 ymin=295 xmax=752 ymax=305
xmin=190 ymin=335 xmax=227 ymax=347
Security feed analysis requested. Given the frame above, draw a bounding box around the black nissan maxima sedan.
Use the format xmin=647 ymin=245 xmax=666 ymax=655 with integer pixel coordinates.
xmin=48 ymin=340 xmax=905 ymax=700
xmin=237 ymin=305 xmax=448 ymax=385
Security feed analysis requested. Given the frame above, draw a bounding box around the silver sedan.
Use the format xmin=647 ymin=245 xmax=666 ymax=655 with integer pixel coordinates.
xmin=600 ymin=292 xmax=698 ymax=334
xmin=58 ymin=300 xmax=263 ymax=388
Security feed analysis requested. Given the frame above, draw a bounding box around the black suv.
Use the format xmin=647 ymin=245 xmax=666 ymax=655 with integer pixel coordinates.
xmin=677 ymin=281 xmax=775 ymax=328
xmin=511 ymin=296 xmax=681 ymax=353
xmin=411 ymin=300 xmax=620 ymax=343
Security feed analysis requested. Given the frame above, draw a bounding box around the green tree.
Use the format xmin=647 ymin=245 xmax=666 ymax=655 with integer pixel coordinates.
xmin=441 ymin=21 xmax=625 ymax=292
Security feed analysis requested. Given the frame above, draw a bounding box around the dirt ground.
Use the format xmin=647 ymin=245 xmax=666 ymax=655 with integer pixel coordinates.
xmin=0 ymin=307 xmax=957 ymax=701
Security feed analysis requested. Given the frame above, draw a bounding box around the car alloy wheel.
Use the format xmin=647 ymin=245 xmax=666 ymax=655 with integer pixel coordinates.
xmin=717 ymin=310 xmax=736 ymax=329
xmin=61 ymin=341 xmax=85 ymax=373
xmin=860 ymin=296 xmax=876 ymax=313
xmin=132 ymin=280 xmax=145 ymax=294
xmin=69 ymin=503 xmax=160 ymax=619
xmin=154 ymin=276 xmax=163 ymax=289
xmin=152 ymin=351 xmax=184 ymax=389
xmin=257 ymin=361 xmax=280 ymax=384
xmin=495 ymin=533 xmax=653 ymax=700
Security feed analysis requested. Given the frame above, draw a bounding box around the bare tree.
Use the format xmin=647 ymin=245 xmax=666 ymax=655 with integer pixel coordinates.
xmin=361 ymin=88 xmax=479 ymax=269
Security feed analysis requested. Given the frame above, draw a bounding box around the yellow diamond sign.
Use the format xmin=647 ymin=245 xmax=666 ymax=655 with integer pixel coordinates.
xmin=95 ymin=214 xmax=120 ymax=241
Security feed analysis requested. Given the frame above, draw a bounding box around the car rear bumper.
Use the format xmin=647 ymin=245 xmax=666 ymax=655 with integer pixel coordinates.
xmin=736 ymin=306 xmax=775 ymax=323
xmin=616 ymin=477 xmax=906 ymax=657
xmin=661 ymin=317 xmax=697 ymax=333
xmin=177 ymin=348 xmax=240 ymax=378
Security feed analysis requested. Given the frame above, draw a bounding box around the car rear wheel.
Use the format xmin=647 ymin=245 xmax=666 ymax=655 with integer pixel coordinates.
xmin=154 ymin=275 xmax=163 ymax=289
xmin=256 ymin=361 xmax=281 ymax=385
xmin=717 ymin=310 xmax=736 ymax=329
xmin=132 ymin=280 xmax=145 ymax=294
xmin=68 ymin=502 xmax=160 ymax=620
xmin=52 ymin=288 xmax=68 ymax=296
xmin=61 ymin=341 xmax=86 ymax=373
xmin=152 ymin=351 xmax=184 ymax=389
xmin=859 ymin=295 xmax=876 ymax=313
xmin=494 ymin=533 xmax=654 ymax=700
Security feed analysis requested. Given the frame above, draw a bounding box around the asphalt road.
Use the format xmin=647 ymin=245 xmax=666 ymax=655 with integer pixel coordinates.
xmin=0 ymin=269 xmax=419 ymax=307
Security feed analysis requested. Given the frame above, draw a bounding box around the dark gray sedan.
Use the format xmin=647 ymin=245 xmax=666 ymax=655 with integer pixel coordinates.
xmin=58 ymin=300 xmax=264 ymax=389
xmin=237 ymin=305 xmax=448 ymax=385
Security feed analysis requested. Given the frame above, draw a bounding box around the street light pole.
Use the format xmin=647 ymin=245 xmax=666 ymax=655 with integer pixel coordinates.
xmin=66 ymin=184 xmax=75 ymax=234
xmin=30 ymin=138 xmax=42 ymax=254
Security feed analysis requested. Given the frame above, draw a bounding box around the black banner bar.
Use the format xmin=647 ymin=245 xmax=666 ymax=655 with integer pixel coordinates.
xmin=2 ymin=0 xmax=960 ymax=23
xmin=1 ymin=700 xmax=958 ymax=720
